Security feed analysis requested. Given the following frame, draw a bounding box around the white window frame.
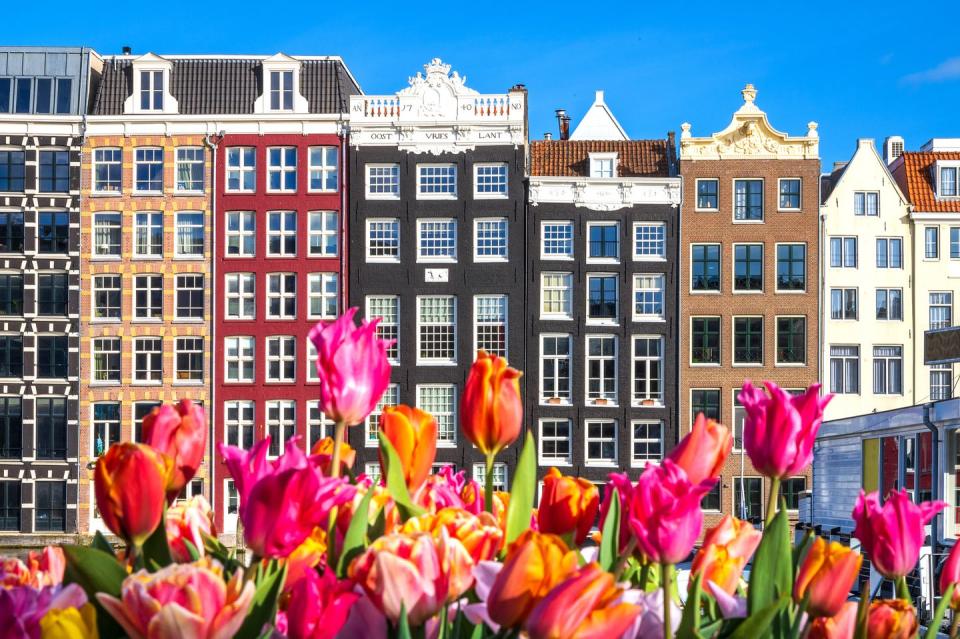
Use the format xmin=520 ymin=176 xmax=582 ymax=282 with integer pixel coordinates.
xmin=540 ymin=272 xmax=573 ymax=319
xmin=633 ymin=274 xmax=665 ymax=321
xmin=224 ymin=336 xmax=254 ymax=383
xmin=366 ymin=218 xmax=400 ymax=262
xmin=586 ymin=221 xmax=620 ymax=263
xmin=585 ymin=335 xmax=618 ymax=406
xmin=91 ymin=337 xmax=121 ymax=384
xmin=306 ymin=401 xmax=333 ymax=449
xmin=473 ymin=218 xmax=508 ymax=262
xmin=133 ymin=211 xmax=163 ymax=257
xmin=416 ymin=295 xmax=457 ymax=365
xmin=306 ymin=341 xmax=319 ymax=382
xmin=937 ymin=162 xmax=960 ymax=198
xmin=586 ymin=273 xmax=618 ymax=324
xmin=174 ymin=273 xmax=204 ymax=320
xmin=266 ymin=273 xmax=297 ymax=320
xmin=777 ymin=177 xmax=802 ymax=211
xmin=732 ymin=315 xmax=764 ymax=367
xmin=472 ymin=462 xmax=508 ymax=491
xmin=133 ymin=274 xmax=163 ymax=320
xmin=91 ymin=274 xmax=121 ymax=322
xmin=539 ymin=333 xmax=572 ymax=405
xmin=733 ymin=177 xmax=764 ymax=223
xmin=416 ymin=218 xmax=457 ymax=263
xmin=633 ymin=222 xmax=666 ymax=261
xmin=264 ymin=400 xmax=296 ymax=458
xmin=584 ymin=419 xmax=618 ymax=466
xmin=174 ymin=336 xmax=203 ymax=383
xmin=853 ymin=190 xmax=880 ymax=216
xmin=91 ymin=402 xmax=121 ymax=456
xmin=589 ymin=152 xmax=617 ymax=178
xmin=473 ymin=294 xmax=507 ymax=357
xmin=266 ymin=211 xmax=297 ymax=257
xmin=174 ymin=147 xmax=204 ymax=193
xmin=225 ymin=211 xmax=255 ymax=257
xmin=366 ymin=295 xmax=400 ymax=365
xmin=132 ymin=336 xmax=162 ymax=384
xmin=133 ymin=147 xmax=163 ymax=194
xmin=307 ymin=146 xmax=338 ymax=193
xmin=732 ymin=242 xmax=764 ymax=293
xmin=695 ymin=178 xmax=720 ymax=211
xmin=631 ymin=420 xmax=664 ymax=468
xmin=308 ymin=211 xmax=338 ymax=257
xmin=830 ymin=236 xmax=858 ymax=268
xmin=473 ymin=163 xmax=508 ymax=199
xmin=225 ymin=147 xmax=256 ymax=193
xmin=876 ymin=237 xmax=904 ymax=269
xmin=265 ymin=335 xmax=296 ymax=383
xmin=224 ymin=273 xmax=255 ymax=320
xmin=92 ymin=212 xmax=122 ymax=258
xmin=417 ymin=384 xmax=457 ymax=447
xmin=540 ymin=221 xmax=574 ymax=259
xmin=266 ymin=146 xmax=297 ymax=193
xmin=307 ymin=273 xmax=338 ymax=320
xmin=224 ymin=400 xmax=255 ymax=449
xmin=925 ymin=226 xmax=940 ymax=260
xmin=92 ymin=147 xmax=122 ymax=194
xmin=366 ymin=164 xmax=400 ymax=199
xmin=631 ymin=336 xmax=664 ymax=407
xmin=538 ymin=418 xmax=572 ymax=466
xmin=174 ymin=211 xmax=204 ymax=258
xmin=417 ymin=164 xmax=457 ymax=199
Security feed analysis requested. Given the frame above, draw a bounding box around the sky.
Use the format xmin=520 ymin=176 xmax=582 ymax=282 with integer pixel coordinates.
xmin=5 ymin=0 xmax=960 ymax=167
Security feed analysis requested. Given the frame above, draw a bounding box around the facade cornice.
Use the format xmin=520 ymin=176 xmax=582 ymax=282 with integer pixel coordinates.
xmin=0 ymin=119 xmax=83 ymax=136
xmin=910 ymin=211 xmax=960 ymax=221
xmin=528 ymin=175 xmax=681 ymax=210
xmin=84 ymin=115 xmax=344 ymax=137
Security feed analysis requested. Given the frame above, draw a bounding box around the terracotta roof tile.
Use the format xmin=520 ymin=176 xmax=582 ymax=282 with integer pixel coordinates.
xmin=898 ymin=151 xmax=960 ymax=213
xmin=530 ymin=139 xmax=674 ymax=177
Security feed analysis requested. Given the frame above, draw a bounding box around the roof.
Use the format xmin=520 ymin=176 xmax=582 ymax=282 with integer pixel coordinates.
xmin=896 ymin=151 xmax=960 ymax=213
xmin=530 ymin=139 xmax=675 ymax=177
xmin=820 ymin=164 xmax=847 ymax=204
xmin=569 ymin=91 xmax=629 ymax=141
xmin=90 ymin=56 xmax=361 ymax=115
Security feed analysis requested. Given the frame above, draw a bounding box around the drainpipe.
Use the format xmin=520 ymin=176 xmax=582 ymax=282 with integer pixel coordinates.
xmin=923 ymin=402 xmax=940 ymax=620
xmin=203 ymin=131 xmax=221 ymax=515
xmin=340 ymin=120 xmax=348 ymax=316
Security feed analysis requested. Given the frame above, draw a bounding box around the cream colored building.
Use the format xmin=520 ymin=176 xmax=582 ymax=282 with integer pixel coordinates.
xmin=821 ymin=139 xmax=915 ymax=419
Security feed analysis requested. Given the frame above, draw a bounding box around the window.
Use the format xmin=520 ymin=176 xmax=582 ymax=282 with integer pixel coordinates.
xmin=876 ymin=289 xmax=903 ymax=321
xmin=307 ymin=402 xmax=332 ymax=450
xmin=0 ymin=274 xmax=22 ymax=315
xmin=931 ymin=364 xmax=953 ymax=401
xmin=92 ymin=275 xmax=120 ymax=320
xmin=475 ymin=163 xmax=508 ymax=197
xmin=734 ymin=179 xmax=763 ymax=221
xmin=586 ymin=335 xmax=617 ymax=404
xmin=633 ymin=274 xmax=664 ymax=320
xmin=225 ymin=336 xmax=254 ymax=382
xmin=0 ymin=336 xmax=21 ymax=377
xmin=854 ymin=191 xmax=879 ymax=216
xmin=691 ymin=244 xmax=720 ymax=291
xmin=134 ymin=148 xmax=163 ymax=192
xmin=222 ymin=211 xmax=256 ymax=257
xmin=0 ymin=212 xmax=24 ymax=253
xmin=633 ymin=223 xmax=665 ymax=260
xmin=776 ymin=317 xmax=805 ymax=364
xmin=830 ymin=346 xmax=860 ymax=394
xmin=585 ymin=420 xmax=617 ymax=465
xmin=417 ymin=164 xmax=457 ymax=197
xmin=366 ymin=384 xmax=399 ymax=446
xmin=473 ymin=462 xmax=508 ymax=492
xmin=692 ymin=389 xmax=721 ymax=421
xmin=734 ymin=477 xmax=763 ymax=522
xmin=38 ymin=151 xmax=69 ymax=193
xmin=267 ymin=147 xmax=297 ymax=192
xmin=366 ymin=164 xmax=400 ymax=198
xmin=632 ymin=421 xmax=663 ymax=466
xmin=140 ymin=70 xmax=164 ymax=111
xmin=306 ymin=342 xmax=320 ymax=382
xmin=417 ymin=296 xmax=456 ymax=363
xmin=691 ymin=317 xmax=721 ymax=364
xmin=224 ymin=273 xmax=255 ymax=320
xmin=175 ymin=148 xmax=204 ymax=192
xmin=93 ymin=213 xmax=121 ymax=257
xmin=0 ymin=151 xmax=25 ymax=192
xmin=37 ymin=273 xmax=67 ymax=316
xmin=92 ymin=337 xmax=120 ymax=383
xmin=134 ymin=212 xmax=163 ymax=257
xmin=38 ymin=211 xmax=69 ymax=254
xmin=308 ymin=273 xmax=338 ymax=319
xmin=364 ymin=464 xmax=382 ymax=484
xmin=873 ymin=346 xmax=903 ymax=395
xmin=367 ymin=296 xmax=400 ymax=363
xmin=175 ymin=274 xmax=204 ymax=319
xmin=474 ymin=218 xmax=508 ymax=261
xmin=541 ymin=222 xmax=573 ymax=258
xmin=266 ymin=336 xmax=295 ymax=382
xmin=779 ymin=178 xmax=801 ymax=209
xmin=265 ymin=401 xmax=296 ymax=457
xmin=134 ymin=275 xmax=163 ymax=320
xmin=34 ymin=78 xmax=55 ymax=114
xmin=540 ymin=335 xmax=571 ymax=403
xmin=926 ymin=227 xmax=940 ymax=259
xmin=173 ymin=212 xmax=205 ymax=257
xmin=830 ymin=237 xmax=857 ymax=268
xmin=417 ymin=219 xmax=457 ymax=261
xmin=930 ymin=292 xmax=953 ymax=330
xmin=942 ymin=166 xmax=958 ymax=197
xmin=734 ymin=317 xmax=763 ymax=364
xmin=37 ymin=335 xmax=68 ymax=378
xmin=418 ymin=385 xmax=456 ymax=445
xmin=474 ymin=295 xmax=507 ymax=356
xmin=830 ymin=288 xmax=858 ymax=320
xmin=733 ymin=397 xmax=747 ymax=451
xmin=93 ymin=148 xmax=122 ymax=193
xmin=587 ymin=223 xmax=619 ymax=261
xmin=308 ymin=147 xmax=338 ymax=192
xmin=133 ymin=402 xmax=161 ymax=442
xmin=778 ymin=477 xmax=807 ymax=512
xmin=267 ymin=211 xmax=296 ymax=256
xmin=876 ymin=238 xmax=903 ymax=269
xmin=702 ymin=484 xmax=721 ymax=512
xmin=175 ymin=337 xmax=203 ymax=382
xmin=734 ymin=244 xmax=763 ymax=291
xmin=269 ymin=70 xmax=294 ymax=111
xmin=587 ymin=275 xmax=618 ymax=322
xmin=225 ymin=480 xmax=239 ymax=519
xmin=776 ymin=244 xmax=805 ymax=291
xmin=226 ymin=147 xmax=255 ymax=192
xmin=308 ymin=211 xmax=337 ymax=257
xmin=92 ymin=403 xmax=120 ymax=457
xmin=953 ymin=228 xmax=960 ymax=259
xmin=134 ymin=337 xmax=162 ymax=382
xmin=36 ymin=398 xmax=66 ymax=460
xmin=539 ymin=419 xmax=572 ymax=465
xmin=632 ymin=337 xmax=663 ymax=405
xmin=267 ymin=273 xmax=296 ymax=319
xmin=590 ymin=155 xmax=615 ymax=178
xmin=367 ymin=219 xmax=400 ymax=261
xmin=34 ymin=481 xmax=66 ymax=532
xmin=697 ymin=179 xmax=719 ymax=209
xmin=541 ymin=273 xmax=572 ymax=318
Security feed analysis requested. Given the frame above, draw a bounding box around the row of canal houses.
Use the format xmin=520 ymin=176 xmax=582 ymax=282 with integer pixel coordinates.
xmin=0 ymin=45 xmax=957 ymax=547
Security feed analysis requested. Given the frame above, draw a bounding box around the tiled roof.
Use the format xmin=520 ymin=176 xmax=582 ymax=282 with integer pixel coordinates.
xmin=90 ymin=57 xmax=360 ymax=115
xmin=897 ymin=151 xmax=960 ymax=213
xmin=530 ymin=139 xmax=675 ymax=177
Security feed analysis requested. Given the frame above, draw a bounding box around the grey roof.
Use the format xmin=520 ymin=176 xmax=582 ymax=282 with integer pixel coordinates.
xmin=90 ymin=56 xmax=360 ymax=116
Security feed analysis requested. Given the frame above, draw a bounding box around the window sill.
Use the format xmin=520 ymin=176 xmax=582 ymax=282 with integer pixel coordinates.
xmin=586 ymin=319 xmax=619 ymax=326
xmin=172 ymin=318 xmax=205 ymax=324
xmin=224 ymin=255 xmax=256 ymax=260
xmin=586 ymin=401 xmax=618 ymax=408
xmin=436 ymin=442 xmax=459 ymax=449
xmin=474 ymin=258 xmax=509 ymax=264
xmin=416 ymin=259 xmax=458 ymax=264
xmin=689 ymin=290 xmax=722 ymax=295
xmin=415 ymin=361 xmax=459 ymax=367
xmin=90 ymin=256 xmax=122 ymax=261
xmin=366 ymin=258 xmax=402 ymax=264
xmin=775 ymin=289 xmax=807 ymax=295
xmin=632 ymin=401 xmax=664 ymax=408
xmin=633 ymin=317 xmax=666 ymax=323
xmin=416 ymin=195 xmax=458 ymax=201
xmin=224 ymin=317 xmax=256 ymax=322
xmin=131 ymin=381 xmax=163 ymax=386
xmin=130 ymin=319 xmax=163 ymax=324
xmin=90 ymin=192 xmax=123 ymax=198
xmin=633 ymin=256 xmax=667 ymax=262
xmin=538 ymin=460 xmax=572 ymax=467
xmin=585 ymin=461 xmax=618 ymax=468
xmin=307 ymin=189 xmax=338 ymax=195
xmin=174 ymin=190 xmax=205 ymax=197
xmin=732 ymin=363 xmax=764 ymax=368
xmin=539 ymin=255 xmax=575 ymax=261
xmin=89 ymin=381 xmax=121 ymax=387
xmin=694 ymin=208 xmax=719 ymax=213
xmin=90 ymin=318 xmax=122 ymax=324
xmin=264 ymin=317 xmax=298 ymax=322
xmin=172 ymin=380 xmax=204 ymax=386
xmin=173 ymin=255 xmax=205 ymax=261
xmin=540 ymin=315 xmax=574 ymax=321
xmin=540 ymin=399 xmax=572 ymax=406
xmin=365 ymin=194 xmax=401 ymax=201
xmin=225 ymin=190 xmax=256 ymax=195
xmin=732 ymin=290 xmax=765 ymax=295
xmin=307 ymin=316 xmax=337 ymax=322
xmin=266 ymin=190 xmax=297 ymax=195
xmin=775 ymin=362 xmax=807 ymax=367
xmin=306 ymin=253 xmax=338 ymax=259
xmin=777 ymin=208 xmax=802 ymax=213
xmin=474 ymin=194 xmax=509 ymax=200
xmin=223 ymin=380 xmax=255 ymax=385
xmin=732 ymin=220 xmax=765 ymax=224
xmin=690 ymin=363 xmax=722 ymax=368
xmin=132 ymin=191 xmax=164 ymax=197
xmin=585 ymin=259 xmax=621 ymax=265
xmin=131 ymin=256 xmax=164 ymax=261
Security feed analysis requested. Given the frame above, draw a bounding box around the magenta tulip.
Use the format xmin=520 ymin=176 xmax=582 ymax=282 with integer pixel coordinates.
xmin=852 ymin=489 xmax=945 ymax=580
xmin=142 ymin=399 xmax=208 ymax=500
xmin=737 ymin=381 xmax=832 ymax=479
xmin=627 ymin=459 xmax=715 ymax=564
xmin=308 ymin=308 xmax=393 ymax=427
xmin=286 ymin=568 xmax=359 ymax=639
xmin=940 ymin=540 xmax=960 ymax=609
xmin=597 ymin=472 xmax=634 ymax=552
xmin=0 ymin=583 xmax=88 ymax=639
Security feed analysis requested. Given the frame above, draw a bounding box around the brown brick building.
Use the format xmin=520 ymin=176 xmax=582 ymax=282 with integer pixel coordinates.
xmin=678 ymin=85 xmax=821 ymax=528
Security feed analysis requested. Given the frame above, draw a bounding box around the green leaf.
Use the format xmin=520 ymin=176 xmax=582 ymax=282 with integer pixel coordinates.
xmin=234 ymin=561 xmax=287 ymax=639
xmin=853 ymin=579 xmax=870 ymax=639
xmin=140 ymin=504 xmax=173 ymax=570
xmin=747 ymin=507 xmax=791 ymax=616
xmin=91 ymin=531 xmax=115 ymax=556
xmin=336 ymin=487 xmax=375 ymax=577
xmin=925 ymin=582 xmax=954 ymax=639
xmin=728 ymin=595 xmax=787 ymax=639
xmin=183 ymin=538 xmax=201 ymax=562
xmin=379 ymin=433 xmax=426 ymax=522
xmin=397 ymin=603 xmax=412 ymax=639
xmin=503 ymin=431 xmax=536 ymax=549
xmin=598 ymin=488 xmax=620 ymax=572
xmin=62 ymin=544 xmax=128 ymax=638
xmin=678 ymin=571 xmax=703 ymax=638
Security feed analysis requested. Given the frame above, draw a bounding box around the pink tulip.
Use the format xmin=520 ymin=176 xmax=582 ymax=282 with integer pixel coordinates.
xmin=628 ymin=459 xmax=715 ymax=564
xmin=285 ymin=568 xmax=360 ymax=639
xmin=308 ymin=308 xmax=393 ymax=427
xmin=166 ymin=496 xmax=217 ymax=563
xmin=220 ymin=437 xmax=355 ymax=559
xmin=737 ymin=381 xmax=832 ymax=479
xmin=98 ymin=558 xmax=254 ymax=639
xmin=940 ymin=539 xmax=960 ymax=609
xmin=142 ymin=399 xmax=208 ymax=500
xmin=0 ymin=546 xmax=65 ymax=589
xmin=0 ymin=583 xmax=87 ymax=638
xmin=852 ymin=489 xmax=945 ymax=580
xmin=597 ymin=472 xmax=634 ymax=552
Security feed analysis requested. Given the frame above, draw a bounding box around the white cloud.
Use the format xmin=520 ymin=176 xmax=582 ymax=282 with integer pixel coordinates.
xmin=902 ymin=57 xmax=960 ymax=85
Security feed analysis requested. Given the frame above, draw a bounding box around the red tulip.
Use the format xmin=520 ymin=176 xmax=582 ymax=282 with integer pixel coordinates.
xmin=794 ymin=537 xmax=862 ymax=618
xmin=668 ymin=413 xmax=732 ymax=484
xmin=939 ymin=539 xmax=960 ymax=609
xmin=866 ymin=600 xmax=918 ymax=639
xmin=142 ymin=399 xmax=207 ymax=501
xmin=286 ymin=568 xmax=359 ymax=639
xmin=537 ymin=468 xmax=599 ymax=545
xmin=807 ymin=601 xmax=857 ymax=639
xmin=95 ymin=443 xmax=172 ymax=547
xmin=379 ymin=405 xmax=437 ymax=492
xmin=460 ymin=351 xmax=523 ymax=457
xmin=852 ymin=489 xmax=944 ymax=580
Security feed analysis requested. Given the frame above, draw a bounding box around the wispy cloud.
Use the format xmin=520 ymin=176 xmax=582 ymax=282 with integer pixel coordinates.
xmin=902 ymin=57 xmax=960 ymax=85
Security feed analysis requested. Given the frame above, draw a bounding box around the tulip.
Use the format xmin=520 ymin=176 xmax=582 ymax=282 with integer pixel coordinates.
xmin=628 ymin=459 xmax=715 ymax=565
xmin=94 ymin=443 xmax=172 ymax=548
xmin=166 ymin=496 xmax=216 ymax=563
xmin=39 ymin=603 xmax=98 ymax=639
xmin=219 ymin=437 xmax=355 ymax=558
xmin=866 ymin=600 xmax=918 ymax=639
xmin=0 ymin=584 xmax=88 ymax=639
xmin=940 ymin=539 xmax=960 ymax=609
xmin=807 ymin=601 xmax=857 ymax=639
xmin=794 ymin=537 xmax=862 ymax=618
xmin=285 ymin=568 xmax=359 ymax=639
xmin=852 ymin=489 xmax=945 ymax=580
xmin=379 ymin=405 xmax=437 ymax=492
xmin=691 ymin=515 xmax=762 ymax=595
xmin=461 ymin=351 xmax=523 ymax=459
xmin=668 ymin=413 xmax=732 ymax=484
xmin=0 ymin=546 xmax=65 ymax=589
xmin=142 ymin=399 xmax=207 ymax=501
xmin=537 ymin=468 xmax=599 ymax=545
xmin=597 ymin=473 xmax=634 ymax=552
xmin=525 ymin=563 xmax=642 ymax=639
xmin=403 ymin=507 xmax=503 ymax=565
xmin=312 ymin=437 xmax=356 ymax=476
xmin=97 ymin=558 xmax=254 ymax=639
xmin=486 ymin=531 xmax=580 ymax=629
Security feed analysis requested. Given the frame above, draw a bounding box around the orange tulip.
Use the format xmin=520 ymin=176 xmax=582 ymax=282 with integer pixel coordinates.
xmin=537 ymin=468 xmax=600 ymax=545
xmin=525 ymin=563 xmax=642 ymax=639
xmin=691 ymin=515 xmax=762 ymax=595
xmin=795 ymin=537 xmax=862 ymax=618
xmin=460 ymin=351 xmax=522 ymax=457
xmin=487 ymin=531 xmax=580 ymax=629
xmin=403 ymin=507 xmax=503 ymax=565
xmin=866 ymin=600 xmax=918 ymax=639
xmin=807 ymin=601 xmax=857 ymax=639
xmin=668 ymin=413 xmax=732 ymax=484
xmin=312 ymin=436 xmax=357 ymax=476
xmin=378 ymin=405 xmax=437 ymax=492
xmin=94 ymin=443 xmax=172 ymax=547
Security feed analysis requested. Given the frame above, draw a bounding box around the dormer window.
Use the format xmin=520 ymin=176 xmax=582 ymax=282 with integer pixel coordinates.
xmin=140 ymin=70 xmax=164 ymax=111
xmin=941 ymin=166 xmax=958 ymax=197
xmin=255 ymin=54 xmax=306 ymax=114
xmin=589 ymin=153 xmax=617 ymax=178
xmin=124 ymin=54 xmax=177 ymax=115
xmin=269 ymin=71 xmax=294 ymax=111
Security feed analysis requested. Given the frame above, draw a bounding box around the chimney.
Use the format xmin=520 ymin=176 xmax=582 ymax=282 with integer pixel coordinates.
xmin=555 ymin=109 xmax=570 ymax=140
xmin=122 ymin=46 xmax=132 ymax=56
xmin=544 ymin=133 xmax=553 ymax=141
xmin=884 ymin=136 xmax=904 ymax=164
xmin=833 ymin=161 xmax=848 ymax=172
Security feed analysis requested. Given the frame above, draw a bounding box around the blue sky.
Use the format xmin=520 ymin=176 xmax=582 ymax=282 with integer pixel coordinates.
xmin=6 ymin=0 xmax=960 ymax=166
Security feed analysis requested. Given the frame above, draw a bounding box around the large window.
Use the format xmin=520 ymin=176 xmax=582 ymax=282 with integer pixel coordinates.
xmin=92 ymin=403 xmax=120 ymax=458
xmin=418 ymin=296 xmax=456 ymax=363
xmin=734 ymin=179 xmax=763 ymax=221
xmin=586 ymin=335 xmax=617 ymax=404
xmin=38 ymin=151 xmax=69 ymax=193
xmin=632 ymin=421 xmax=663 ymax=466
xmin=876 ymin=289 xmax=903 ymax=321
xmin=781 ymin=477 xmax=807 ymax=511
xmin=734 ymin=477 xmax=763 ymax=522
xmin=952 ymin=228 xmax=960 ymax=260
xmin=35 ymin=398 xmax=66 ymax=460
xmin=633 ymin=223 xmax=665 ymax=260
xmin=541 ymin=222 xmax=573 ymax=258
xmin=175 ymin=337 xmax=203 ymax=382
xmin=265 ymin=401 xmax=296 ymax=457
xmin=139 ymin=70 xmax=164 ymax=111
xmin=829 ymin=237 xmax=857 ymax=268
xmin=174 ymin=212 xmax=204 ymax=257
xmin=37 ymin=335 xmax=68 ymax=378
xmin=417 ymin=219 xmax=457 ymax=261
xmin=830 ymin=288 xmax=858 ymax=320
xmin=587 ymin=223 xmax=619 ymax=261
xmin=308 ymin=147 xmax=338 ymax=192
xmin=873 ymin=346 xmax=903 ymax=395
xmin=733 ymin=317 xmax=763 ymax=364
xmin=474 ymin=295 xmax=507 ymax=356
xmin=417 ymin=165 xmax=457 ymax=197
xmin=37 ymin=273 xmax=68 ymax=316
xmin=0 ymin=398 xmax=21 ymax=459
xmin=474 ymin=218 xmax=508 ymax=261
xmin=926 ymin=227 xmax=940 ymax=259
xmin=307 ymin=402 xmax=332 ymax=450
xmin=779 ymin=178 xmax=801 ymax=209
xmin=776 ymin=317 xmax=805 ymax=364
xmin=226 ymin=147 xmax=255 ymax=192
xmin=92 ymin=275 xmax=120 ymax=320
xmin=175 ymin=147 xmax=204 ymax=192
xmin=92 ymin=337 xmax=120 ymax=383
xmin=93 ymin=213 xmax=121 ymax=257
xmin=876 ymin=238 xmax=903 ymax=269
xmin=691 ymin=317 xmax=720 ymax=364
xmin=173 ymin=274 xmax=203 ymax=320
xmin=941 ymin=166 xmax=958 ymax=197
xmin=224 ymin=401 xmax=255 ymax=449
xmin=830 ymin=346 xmax=860 ymax=394
xmin=691 ymin=244 xmax=720 ymax=291
xmin=308 ymin=211 xmax=337 ymax=257
xmin=367 ymin=219 xmax=400 ymax=261
xmin=308 ymin=273 xmax=338 ymax=320
xmin=632 ymin=337 xmax=663 ymax=405
xmin=38 ymin=211 xmax=69 ymax=254
xmin=776 ymin=244 xmax=805 ymax=291
xmin=633 ymin=274 xmax=664 ymax=320
xmin=265 ymin=336 xmax=296 ymax=382
xmin=540 ymin=335 xmax=571 ymax=403
xmin=0 ymin=212 xmax=24 ymax=253
xmin=133 ymin=402 xmax=160 ymax=442
xmin=133 ymin=337 xmax=163 ymax=382
xmin=269 ymin=70 xmax=294 ymax=111
xmin=134 ymin=274 xmax=163 ymax=320
xmin=134 ymin=212 xmax=163 ymax=257
xmin=854 ymin=191 xmax=879 ymax=216
xmin=267 ymin=147 xmax=297 ymax=192
xmin=366 ymin=384 xmax=399 ymax=446
xmin=931 ymin=365 xmax=953 ymax=401
xmin=225 ymin=212 xmax=255 ymax=257
xmin=367 ymin=296 xmax=400 ymax=363
xmin=93 ymin=148 xmax=122 ymax=193
xmin=418 ymin=385 xmax=456 ymax=445
xmin=696 ymin=179 xmax=719 ymax=209
xmin=267 ymin=211 xmax=296 ymax=256
xmin=225 ymin=273 xmax=255 ymax=320
xmin=34 ymin=481 xmax=66 ymax=532
xmin=587 ymin=275 xmax=617 ymax=321
xmin=585 ymin=420 xmax=617 ymax=465
xmin=473 ymin=463 xmax=508 ymax=492
xmin=0 ymin=336 xmax=21 ymax=378
xmin=692 ymin=389 xmax=721 ymax=422
xmin=734 ymin=244 xmax=763 ymax=291
xmin=266 ymin=273 xmax=296 ymax=319
xmin=0 ymin=151 xmax=25 ymax=192
xmin=225 ymin=336 xmax=255 ymax=382
xmin=134 ymin=148 xmax=163 ymax=192
xmin=366 ymin=164 xmax=400 ymax=198
xmin=0 ymin=274 xmax=21 ymax=316
xmin=474 ymin=163 xmax=508 ymax=197
xmin=931 ymin=292 xmax=953 ymax=329
xmin=541 ymin=273 xmax=572 ymax=318
xmin=539 ymin=419 xmax=572 ymax=465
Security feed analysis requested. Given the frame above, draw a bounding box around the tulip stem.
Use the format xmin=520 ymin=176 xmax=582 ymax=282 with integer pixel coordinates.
xmin=331 ymin=420 xmax=346 ymax=479
xmin=765 ymin=477 xmax=781 ymax=527
xmin=484 ymin=452 xmax=495 ymax=514
xmin=613 ymin=538 xmax=638 ymax=581
xmin=896 ymin=576 xmax=911 ymax=602
xmin=949 ymin=611 xmax=959 ymax=639
xmin=662 ymin=562 xmax=674 ymax=639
